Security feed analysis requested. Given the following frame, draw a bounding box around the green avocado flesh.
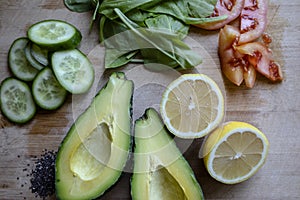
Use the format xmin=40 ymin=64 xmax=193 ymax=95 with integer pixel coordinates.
xmin=131 ymin=108 xmax=204 ymax=200
xmin=55 ymin=72 xmax=133 ymax=200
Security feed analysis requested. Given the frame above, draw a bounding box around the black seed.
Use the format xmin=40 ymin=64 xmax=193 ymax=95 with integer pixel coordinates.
xmin=29 ymin=149 xmax=57 ymax=199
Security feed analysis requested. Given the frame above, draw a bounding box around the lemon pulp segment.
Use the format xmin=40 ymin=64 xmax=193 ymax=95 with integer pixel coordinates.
xmin=161 ymin=74 xmax=224 ymax=138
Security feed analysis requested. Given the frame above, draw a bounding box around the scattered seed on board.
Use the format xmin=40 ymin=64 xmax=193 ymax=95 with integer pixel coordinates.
xmin=29 ymin=149 xmax=57 ymax=199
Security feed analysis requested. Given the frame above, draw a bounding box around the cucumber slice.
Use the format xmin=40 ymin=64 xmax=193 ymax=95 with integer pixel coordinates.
xmin=24 ymin=42 xmax=46 ymax=70
xmin=51 ymin=49 xmax=94 ymax=94
xmin=31 ymin=43 xmax=49 ymax=67
xmin=27 ymin=20 xmax=82 ymax=51
xmin=0 ymin=78 xmax=36 ymax=123
xmin=8 ymin=38 xmax=39 ymax=81
xmin=32 ymin=68 xmax=68 ymax=110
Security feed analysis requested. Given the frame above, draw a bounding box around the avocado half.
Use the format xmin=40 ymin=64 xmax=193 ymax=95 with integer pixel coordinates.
xmin=132 ymin=108 xmax=204 ymax=200
xmin=55 ymin=72 xmax=133 ymax=199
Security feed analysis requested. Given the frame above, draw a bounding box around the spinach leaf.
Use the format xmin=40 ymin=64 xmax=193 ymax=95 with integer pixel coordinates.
xmin=113 ymin=9 xmax=189 ymax=39
xmin=186 ymin=0 xmax=217 ymax=18
xmin=105 ymin=49 xmax=138 ymax=68
xmin=89 ymin=0 xmax=100 ymax=32
xmin=141 ymin=0 xmax=226 ymax=24
xmin=126 ymin=9 xmax=156 ymax=27
xmin=112 ymin=8 xmax=202 ymax=69
xmin=99 ymin=0 xmax=162 ymax=20
xmin=144 ymin=14 xmax=189 ymax=39
xmin=100 ymin=16 xmax=139 ymax=68
xmin=140 ymin=49 xmax=178 ymax=69
xmin=64 ymin=0 xmax=94 ymax=12
xmin=99 ymin=16 xmax=129 ymax=42
xmin=142 ymin=0 xmax=188 ymax=21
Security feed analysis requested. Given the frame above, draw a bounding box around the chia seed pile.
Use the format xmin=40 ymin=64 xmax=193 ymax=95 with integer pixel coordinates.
xmin=29 ymin=149 xmax=57 ymax=199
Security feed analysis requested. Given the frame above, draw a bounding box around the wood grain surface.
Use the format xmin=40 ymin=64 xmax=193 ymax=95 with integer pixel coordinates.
xmin=0 ymin=0 xmax=299 ymax=199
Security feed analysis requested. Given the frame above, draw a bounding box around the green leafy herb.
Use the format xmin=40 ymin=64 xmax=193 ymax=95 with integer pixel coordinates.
xmin=64 ymin=0 xmax=94 ymax=12
xmin=144 ymin=14 xmax=189 ymax=39
xmin=100 ymin=16 xmax=139 ymax=68
xmin=64 ymin=0 xmax=222 ymax=70
xmin=105 ymin=49 xmax=139 ymax=68
xmin=99 ymin=0 xmax=161 ymax=20
xmin=99 ymin=16 xmax=129 ymax=42
xmin=103 ymin=8 xmax=202 ymax=69
xmin=89 ymin=0 xmax=100 ymax=32
xmin=141 ymin=0 xmax=226 ymax=24
xmin=187 ymin=0 xmax=217 ymax=18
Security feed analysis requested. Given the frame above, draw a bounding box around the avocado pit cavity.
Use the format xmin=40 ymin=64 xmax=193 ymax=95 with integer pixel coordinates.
xmin=70 ymin=122 xmax=112 ymax=181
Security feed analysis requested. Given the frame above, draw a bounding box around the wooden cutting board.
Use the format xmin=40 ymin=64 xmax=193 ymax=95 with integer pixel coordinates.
xmin=0 ymin=0 xmax=299 ymax=199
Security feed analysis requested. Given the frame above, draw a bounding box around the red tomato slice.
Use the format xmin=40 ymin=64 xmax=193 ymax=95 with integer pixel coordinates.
xmin=238 ymin=0 xmax=268 ymax=44
xmin=219 ymin=25 xmax=244 ymax=86
xmin=219 ymin=25 xmax=282 ymax=87
xmin=194 ymin=0 xmax=245 ymax=30
xmin=235 ymin=42 xmax=283 ymax=81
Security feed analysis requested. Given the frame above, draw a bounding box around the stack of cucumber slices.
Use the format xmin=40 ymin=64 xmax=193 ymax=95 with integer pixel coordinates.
xmin=0 ymin=20 xmax=94 ymax=124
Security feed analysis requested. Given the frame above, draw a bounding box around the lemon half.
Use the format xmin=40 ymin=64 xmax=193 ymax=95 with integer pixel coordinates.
xmin=160 ymin=74 xmax=224 ymax=139
xmin=203 ymin=121 xmax=269 ymax=184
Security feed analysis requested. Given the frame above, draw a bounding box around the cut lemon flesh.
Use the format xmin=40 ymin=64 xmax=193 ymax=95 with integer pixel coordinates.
xmin=203 ymin=121 xmax=269 ymax=184
xmin=160 ymin=74 xmax=224 ymax=138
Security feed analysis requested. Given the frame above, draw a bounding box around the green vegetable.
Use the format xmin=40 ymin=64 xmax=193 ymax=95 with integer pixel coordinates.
xmin=188 ymin=0 xmax=217 ymax=17
xmin=51 ymin=49 xmax=94 ymax=94
xmin=104 ymin=9 xmax=202 ymax=69
xmin=32 ymin=68 xmax=67 ymax=110
xmin=63 ymin=0 xmax=223 ymax=69
xmin=64 ymin=0 xmax=94 ymax=12
xmin=89 ymin=0 xmax=101 ymax=32
xmin=27 ymin=20 xmax=82 ymax=51
xmin=24 ymin=42 xmax=46 ymax=71
xmin=142 ymin=0 xmax=188 ymax=21
xmin=0 ymin=78 xmax=36 ymax=123
xmin=132 ymin=108 xmax=204 ymax=200
xmin=1 ymin=19 xmax=93 ymax=123
xmin=105 ymin=49 xmax=139 ymax=69
xmin=30 ymin=43 xmax=49 ymax=67
xmin=99 ymin=16 xmax=139 ymax=68
xmin=99 ymin=0 xmax=161 ymax=20
xmin=144 ymin=14 xmax=189 ymax=39
xmin=55 ymin=72 xmax=133 ymax=200
xmin=8 ymin=38 xmax=39 ymax=81
xmin=99 ymin=16 xmax=129 ymax=42
xmin=141 ymin=0 xmax=226 ymax=24
xmin=125 ymin=9 xmax=155 ymax=26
